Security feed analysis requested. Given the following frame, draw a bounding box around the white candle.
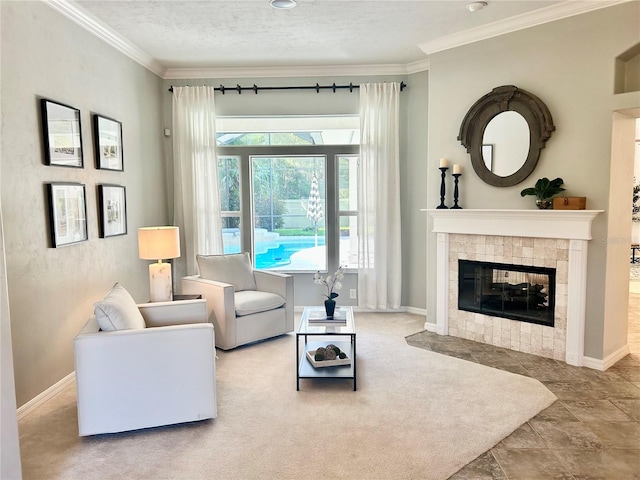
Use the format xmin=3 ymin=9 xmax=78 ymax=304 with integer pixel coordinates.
xmin=439 ymin=158 xmax=448 ymax=168
xmin=453 ymin=164 xmax=462 ymax=174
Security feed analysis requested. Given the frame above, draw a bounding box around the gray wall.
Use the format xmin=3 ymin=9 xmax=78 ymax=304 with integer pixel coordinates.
xmin=425 ymin=2 xmax=640 ymax=359
xmin=1 ymin=2 xmax=166 ymax=407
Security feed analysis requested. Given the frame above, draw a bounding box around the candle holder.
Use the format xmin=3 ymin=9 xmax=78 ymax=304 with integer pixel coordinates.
xmin=436 ymin=167 xmax=449 ymax=209
xmin=451 ymin=173 xmax=462 ymax=209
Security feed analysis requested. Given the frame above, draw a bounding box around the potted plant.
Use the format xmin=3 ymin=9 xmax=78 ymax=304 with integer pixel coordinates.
xmin=313 ymin=266 xmax=344 ymax=318
xmin=520 ymin=177 xmax=565 ymax=209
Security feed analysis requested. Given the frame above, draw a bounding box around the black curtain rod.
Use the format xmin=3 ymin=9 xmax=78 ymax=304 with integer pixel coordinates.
xmin=168 ymin=82 xmax=406 ymax=94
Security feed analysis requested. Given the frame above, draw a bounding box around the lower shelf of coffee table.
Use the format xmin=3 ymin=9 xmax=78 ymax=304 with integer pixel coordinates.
xmin=298 ymin=340 xmax=354 ymax=380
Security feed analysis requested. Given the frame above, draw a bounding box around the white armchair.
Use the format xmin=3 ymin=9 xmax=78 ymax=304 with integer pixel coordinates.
xmin=181 ymin=252 xmax=294 ymax=350
xmin=74 ymin=284 xmax=216 ymax=436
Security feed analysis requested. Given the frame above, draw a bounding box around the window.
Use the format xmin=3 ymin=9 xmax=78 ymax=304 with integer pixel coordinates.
xmin=216 ymin=116 xmax=359 ymax=272
xmin=218 ymin=156 xmax=242 ymax=254
xmin=338 ymin=155 xmax=358 ymax=269
xmin=251 ymin=156 xmax=326 ymax=271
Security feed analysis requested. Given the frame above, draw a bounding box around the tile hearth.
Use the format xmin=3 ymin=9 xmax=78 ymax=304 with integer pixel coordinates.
xmin=406 ymin=323 xmax=640 ymax=479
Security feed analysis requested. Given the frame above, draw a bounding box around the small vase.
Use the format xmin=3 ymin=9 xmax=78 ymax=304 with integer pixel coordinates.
xmin=535 ymin=199 xmax=552 ymax=209
xmin=324 ymin=299 xmax=336 ymax=319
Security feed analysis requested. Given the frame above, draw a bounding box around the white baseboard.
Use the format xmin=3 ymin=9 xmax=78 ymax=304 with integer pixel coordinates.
xmin=424 ymin=321 xmax=447 ymax=335
xmin=405 ymin=306 xmax=427 ymax=316
xmin=583 ymin=344 xmax=630 ymax=371
xmin=17 ymin=372 xmax=75 ymax=420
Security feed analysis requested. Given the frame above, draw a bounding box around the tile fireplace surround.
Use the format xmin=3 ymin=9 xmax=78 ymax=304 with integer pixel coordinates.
xmin=423 ymin=209 xmax=603 ymax=368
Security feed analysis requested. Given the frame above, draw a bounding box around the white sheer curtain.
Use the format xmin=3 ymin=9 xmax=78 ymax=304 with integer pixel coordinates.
xmin=357 ymin=82 xmax=402 ymax=310
xmin=172 ymin=86 xmax=224 ymax=275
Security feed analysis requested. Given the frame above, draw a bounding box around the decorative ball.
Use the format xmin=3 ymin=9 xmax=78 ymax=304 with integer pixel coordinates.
xmin=324 ymin=348 xmax=337 ymax=360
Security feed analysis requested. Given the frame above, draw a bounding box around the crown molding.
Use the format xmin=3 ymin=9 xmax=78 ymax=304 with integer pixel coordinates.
xmin=163 ymin=63 xmax=422 ymax=80
xmin=419 ymin=0 xmax=632 ymax=55
xmin=41 ymin=0 xmax=166 ymax=78
xmin=406 ymin=58 xmax=430 ymax=75
xmin=42 ymin=0 xmax=426 ymax=80
xmin=42 ymin=0 xmax=627 ymax=80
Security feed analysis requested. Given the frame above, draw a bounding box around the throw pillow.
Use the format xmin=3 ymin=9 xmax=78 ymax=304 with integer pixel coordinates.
xmin=94 ymin=283 xmax=146 ymax=331
xmin=196 ymin=252 xmax=257 ymax=291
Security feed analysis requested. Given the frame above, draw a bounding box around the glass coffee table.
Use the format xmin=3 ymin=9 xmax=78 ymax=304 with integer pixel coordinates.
xmin=296 ymin=306 xmax=356 ymax=391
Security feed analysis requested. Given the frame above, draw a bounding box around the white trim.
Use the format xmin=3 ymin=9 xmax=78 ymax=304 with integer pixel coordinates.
xmin=42 ymin=0 xmax=627 ymax=80
xmin=419 ymin=0 xmax=631 ymax=55
xmin=405 ymin=306 xmax=427 ymax=317
xmin=41 ymin=0 xmax=166 ymax=78
xmin=424 ymin=209 xmax=604 ymax=241
xmin=163 ymin=63 xmax=417 ymax=80
xmin=17 ymin=372 xmax=75 ymax=420
xmin=565 ymin=240 xmax=589 ymax=366
xmin=583 ymin=344 xmax=631 ymax=371
xmin=406 ymin=59 xmax=430 ymax=75
xmin=435 ymin=232 xmax=450 ymax=336
xmin=424 ymin=321 xmax=438 ymax=333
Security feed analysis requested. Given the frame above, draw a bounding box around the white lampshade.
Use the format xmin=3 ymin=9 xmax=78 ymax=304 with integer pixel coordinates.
xmin=138 ymin=226 xmax=180 ymax=302
xmin=138 ymin=226 xmax=180 ymax=261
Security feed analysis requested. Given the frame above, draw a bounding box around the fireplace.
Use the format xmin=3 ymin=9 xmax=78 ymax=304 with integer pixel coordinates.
xmin=458 ymin=260 xmax=555 ymax=327
xmin=423 ymin=209 xmax=603 ymax=366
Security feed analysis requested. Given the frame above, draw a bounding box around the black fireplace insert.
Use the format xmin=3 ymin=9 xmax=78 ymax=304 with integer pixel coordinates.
xmin=458 ymin=260 xmax=555 ymax=327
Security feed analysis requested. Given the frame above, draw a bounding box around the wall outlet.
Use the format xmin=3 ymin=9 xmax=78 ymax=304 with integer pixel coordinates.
xmin=350 ymin=289 xmax=357 ymax=299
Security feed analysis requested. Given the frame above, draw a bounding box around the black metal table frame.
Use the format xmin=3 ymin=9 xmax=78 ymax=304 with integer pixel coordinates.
xmin=296 ymin=308 xmax=357 ymax=391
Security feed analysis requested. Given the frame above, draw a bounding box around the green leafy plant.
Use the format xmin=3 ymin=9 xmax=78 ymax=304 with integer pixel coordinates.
xmin=520 ymin=177 xmax=565 ymax=201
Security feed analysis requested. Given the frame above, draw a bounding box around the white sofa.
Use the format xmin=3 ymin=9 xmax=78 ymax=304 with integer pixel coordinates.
xmin=74 ymin=284 xmax=216 ymax=436
xmin=181 ymin=252 xmax=294 ymax=350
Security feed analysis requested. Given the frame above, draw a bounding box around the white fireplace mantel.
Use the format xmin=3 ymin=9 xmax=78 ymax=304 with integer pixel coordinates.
xmin=422 ymin=208 xmax=604 ymax=367
xmin=424 ymin=209 xmax=603 ymax=240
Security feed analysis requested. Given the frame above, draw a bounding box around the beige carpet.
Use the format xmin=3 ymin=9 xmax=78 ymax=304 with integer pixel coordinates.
xmin=19 ymin=312 xmax=556 ymax=480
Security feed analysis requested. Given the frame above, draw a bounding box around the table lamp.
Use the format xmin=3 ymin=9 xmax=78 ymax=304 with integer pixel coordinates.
xmin=138 ymin=226 xmax=181 ymax=302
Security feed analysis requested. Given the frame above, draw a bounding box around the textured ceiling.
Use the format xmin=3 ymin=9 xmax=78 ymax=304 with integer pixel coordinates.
xmin=74 ymin=0 xmax=563 ymax=70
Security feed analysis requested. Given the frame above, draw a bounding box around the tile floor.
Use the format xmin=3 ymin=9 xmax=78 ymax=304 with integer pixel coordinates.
xmin=405 ymin=292 xmax=640 ymax=480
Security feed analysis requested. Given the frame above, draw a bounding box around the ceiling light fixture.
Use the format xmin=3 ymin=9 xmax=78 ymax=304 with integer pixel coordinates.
xmin=466 ymin=1 xmax=487 ymax=12
xmin=270 ymin=0 xmax=297 ymax=9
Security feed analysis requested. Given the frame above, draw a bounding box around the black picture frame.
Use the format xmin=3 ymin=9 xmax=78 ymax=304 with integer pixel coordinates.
xmin=41 ymin=99 xmax=83 ymax=168
xmin=46 ymin=182 xmax=88 ymax=247
xmin=97 ymin=184 xmax=127 ymax=238
xmin=93 ymin=114 xmax=124 ymax=171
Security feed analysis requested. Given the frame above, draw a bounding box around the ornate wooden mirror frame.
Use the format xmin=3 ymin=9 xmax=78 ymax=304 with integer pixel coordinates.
xmin=458 ymin=85 xmax=555 ymax=187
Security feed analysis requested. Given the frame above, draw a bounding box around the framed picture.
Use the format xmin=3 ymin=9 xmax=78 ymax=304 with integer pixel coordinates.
xmin=97 ymin=184 xmax=127 ymax=238
xmin=46 ymin=183 xmax=88 ymax=247
xmin=41 ymin=99 xmax=83 ymax=168
xmin=93 ymin=114 xmax=123 ymax=171
xmin=482 ymin=144 xmax=494 ymax=172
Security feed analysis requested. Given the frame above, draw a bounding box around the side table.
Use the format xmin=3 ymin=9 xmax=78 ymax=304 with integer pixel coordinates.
xmin=139 ymin=298 xmax=207 ymax=326
xmin=173 ymin=294 xmax=202 ymax=301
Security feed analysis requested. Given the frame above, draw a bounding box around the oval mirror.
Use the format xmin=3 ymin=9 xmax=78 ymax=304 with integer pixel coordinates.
xmin=458 ymin=85 xmax=555 ymax=187
xmin=482 ymin=111 xmax=530 ymax=177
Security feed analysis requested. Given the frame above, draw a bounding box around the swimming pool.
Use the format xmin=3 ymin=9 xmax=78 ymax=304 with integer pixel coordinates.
xmin=255 ymin=237 xmax=325 ymax=269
